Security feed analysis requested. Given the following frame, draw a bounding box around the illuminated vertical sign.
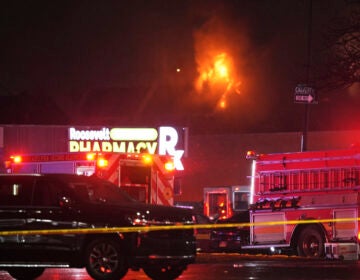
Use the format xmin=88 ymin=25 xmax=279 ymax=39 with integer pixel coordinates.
xmin=158 ymin=126 xmax=184 ymax=170
xmin=68 ymin=126 xmax=185 ymax=170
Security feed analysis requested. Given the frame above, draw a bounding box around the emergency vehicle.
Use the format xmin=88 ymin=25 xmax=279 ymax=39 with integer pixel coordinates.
xmin=243 ymin=148 xmax=360 ymax=260
xmin=203 ymin=185 xmax=250 ymax=220
xmin=5 ymin=152 xmax=176 ymax=206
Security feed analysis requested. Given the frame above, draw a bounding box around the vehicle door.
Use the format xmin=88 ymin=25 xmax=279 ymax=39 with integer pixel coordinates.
xmin=23 ymin=177 xmax=85 ymax=257
xmin=0 ymin=175 xmax=34 ymax=259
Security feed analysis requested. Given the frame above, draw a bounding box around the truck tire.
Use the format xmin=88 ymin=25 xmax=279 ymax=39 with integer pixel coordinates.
xmin=297 ymin=226 xmax=325 ymax=258
xmin=7 ymin=268 xmax=45 ymax=279
xmin=142 ymin=264 xmax=186 ymax=280
xmin=85 ymin=238 xmax=128 ymax=280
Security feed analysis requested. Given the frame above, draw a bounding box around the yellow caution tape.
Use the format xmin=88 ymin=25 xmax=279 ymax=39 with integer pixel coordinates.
xmin=0 ymin=217 xmax=358 ymax=236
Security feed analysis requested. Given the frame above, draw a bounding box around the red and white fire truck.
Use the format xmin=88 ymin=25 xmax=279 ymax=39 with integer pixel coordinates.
xmin=203 ymin=185 xmax=250 ymax=220
xmin=243 ymin=148 xmax=360 ymax=260
xmin=5 ymin=152 xmax=176 ymax=206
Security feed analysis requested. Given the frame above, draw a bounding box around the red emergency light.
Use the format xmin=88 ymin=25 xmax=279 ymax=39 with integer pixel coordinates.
xmin=97 ymin=158 xmax=108 ymax=168
xmin=246 ymin=150 xmax=258 ymax=160
xmin=142 ymin=154 xmax=153 ymax=165
xmin=11 ymin=155 xmax=22 ymax=164
xmin=86 ymin=153 xmax=96 ymax=161
xmin=164 ymin=160 xmax=175 ymax=172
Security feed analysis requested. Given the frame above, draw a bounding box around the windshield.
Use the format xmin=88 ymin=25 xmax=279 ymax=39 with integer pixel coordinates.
xmin=70 ymin=178 xmax=135 ymax=204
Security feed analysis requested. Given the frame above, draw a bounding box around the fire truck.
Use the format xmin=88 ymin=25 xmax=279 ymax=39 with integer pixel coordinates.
xmin=5 ymin=152 xmax=176 ymax=206
xmin=243 ymin=148 xmax=360 ymax=260
xmin=203 ymin=185 xmax=250 ymax=220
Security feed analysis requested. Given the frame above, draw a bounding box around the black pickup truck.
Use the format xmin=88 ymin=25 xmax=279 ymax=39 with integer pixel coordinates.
xmin=0 ymin=174 xmax=196 ymax=280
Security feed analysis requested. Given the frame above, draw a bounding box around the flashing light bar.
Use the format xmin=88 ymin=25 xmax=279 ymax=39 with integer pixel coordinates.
xmin=246 ymin=150 xmax=258 ymax=160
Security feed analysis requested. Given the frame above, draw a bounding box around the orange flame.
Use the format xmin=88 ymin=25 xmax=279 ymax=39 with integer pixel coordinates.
xmin=193 ymin=13 xmax=245 ymax=111
xmin=195 ymin=51 xmax=242 ymax=110
xmin=196 ymin=52 xmax=232 ymax=89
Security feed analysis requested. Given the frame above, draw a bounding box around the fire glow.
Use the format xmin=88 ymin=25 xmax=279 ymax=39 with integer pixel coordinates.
xmin=196 ymin=51 xmax=242 ymax=109
xmin=192 ymin=11 xmax=246 ymax=111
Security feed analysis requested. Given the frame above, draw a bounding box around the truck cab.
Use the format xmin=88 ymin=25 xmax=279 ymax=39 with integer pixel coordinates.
xmin=203 ymin=185 xmax=250 ymax=220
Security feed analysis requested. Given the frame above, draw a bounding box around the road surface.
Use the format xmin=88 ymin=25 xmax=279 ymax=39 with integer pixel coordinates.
xmin=1 ymin=253 xmax=359 ymax=279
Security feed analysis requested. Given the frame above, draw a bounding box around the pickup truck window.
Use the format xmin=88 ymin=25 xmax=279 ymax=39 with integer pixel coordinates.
xmin=0 ymin=176 xmax=33 ymax=206
xmin=70 ymin=180 xmax=135 ymax=204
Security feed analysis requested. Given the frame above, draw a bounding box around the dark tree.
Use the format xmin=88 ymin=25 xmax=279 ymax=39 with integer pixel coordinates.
xmin=315 ymin=5 xmax=360 ymax=92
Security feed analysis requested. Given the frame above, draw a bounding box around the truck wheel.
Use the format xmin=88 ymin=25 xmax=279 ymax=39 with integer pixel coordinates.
xmin=297 ymin=226 xmax=325 ymax=258
xmin=85 ymin=238 xmax=128 ymax=280
xmin=142 ymin=264 xmax=186 ymax=280
xmin=7 ymin=268 xmax=45 ymax=279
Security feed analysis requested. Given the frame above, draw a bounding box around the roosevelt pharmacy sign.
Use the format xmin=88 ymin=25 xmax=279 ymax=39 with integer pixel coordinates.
xmin=68 ymin=126 xmax=186 ymax=170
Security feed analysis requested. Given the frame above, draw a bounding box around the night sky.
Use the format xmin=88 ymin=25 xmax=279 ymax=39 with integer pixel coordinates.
xmin=0 ymin=0 xmax=359 ymax=134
